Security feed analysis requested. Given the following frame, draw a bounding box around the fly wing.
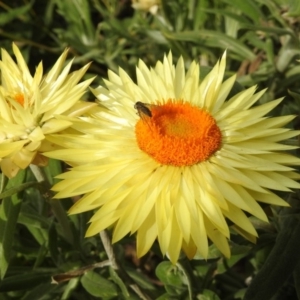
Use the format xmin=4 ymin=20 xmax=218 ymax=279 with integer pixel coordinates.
xmin=134 ymin=102 xmax=152 ymax=118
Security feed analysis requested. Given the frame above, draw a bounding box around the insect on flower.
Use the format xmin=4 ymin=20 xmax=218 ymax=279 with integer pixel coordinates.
xmin=134 ymin=101 xmax=152 ymax=119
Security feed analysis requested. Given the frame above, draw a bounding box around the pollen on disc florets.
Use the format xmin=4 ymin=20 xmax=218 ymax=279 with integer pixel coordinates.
xmin=135 ymin=100 xmax=222 ymax=166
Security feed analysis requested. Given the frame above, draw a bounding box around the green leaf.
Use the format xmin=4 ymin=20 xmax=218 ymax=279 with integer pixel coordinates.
xmin=202 ymin=8 xmax=251 ymax=25
xmin=0 ymin=1 xmax=33 ymax=25
xmin=61 ymin=278 xmax=80 ymax=299
xmin=222 ymin=0 xmax=263 ymax=23
xmin=80 ymin=270 xmax=119 ymax=298
xmin=44 ymin=160 xmax=74 ymax=245
xmin=0 ymin=272 xmax=51 ymax=292
xmin=50 ymin=199 xmax=74 ymax=245
xmin=44 ymin=158 xmax=63 ymax=185
xmin=18 ymin=212 xmax=49 ymax=246
xmin=294 ymin=261 xmax=300 ymax=299
xmin=18 ymin=211 xmax=51 ymax=229
xmin=21 ymin=282 xmax=58 ymax=300
xmin=260 ymin=0 xmax=290 ymax=27
xmin=33 ymin=243 xmax=48 ymax=269
xmin=287 ymin=0 xmax=300 ymax=16
xmin=127 ymin=268 xmax=156 ymax=290
xmin=239 ymin=24 xmax=295 ymax=37
xmin=192 ymin=0 xmax=209 ymax=30
xmin=199 ymin=289 xmax=221 ymax=300
xmin=55 ymin=0 xmax=97 ymax=50
xmin=108 ymin=267 xmax=130 ymax=298
xmin=0 ymin=181 xmax=38 ymax=199
xmin=277 ymin=48 xmax=300 ymax=73
xmin=163 ymin=30 xmax=256 ymax=61
xmin=289 ymin=90 xmax=300 ymax=109
xmin=155 ymin=261 xmax=188 ymax=296
xmin=0 ymin=170 xmax=26 ymax=279
xmin=193 ymin=243 xmax=223 ymax=260
xmin=156 ymin=293 xmax=178 ymax=300
xmin=235 ymin=288 xmax=247 ymax=299
xmin=217 ymin=245 xmax=250 ymax=273
xmin=160 ymin=0 xmax=175 ymax=29
xmin=48 ymin=223 xmax=59 ymax=265
xmin=244 ymin=212 xmax=300 ymax=300
xmin=156 ymin=262 xmax=184 ymax=286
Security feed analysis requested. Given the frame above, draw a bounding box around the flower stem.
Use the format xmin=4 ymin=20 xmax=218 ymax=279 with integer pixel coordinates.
xmin=99 ymin=230 xmax=151 ymax=300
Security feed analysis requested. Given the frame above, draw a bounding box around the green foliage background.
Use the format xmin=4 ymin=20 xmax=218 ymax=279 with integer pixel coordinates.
xmin=1 ymin=0 xmax=300 ymax=299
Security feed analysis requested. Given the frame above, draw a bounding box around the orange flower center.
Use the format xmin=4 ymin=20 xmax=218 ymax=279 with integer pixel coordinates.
xmin=135 ymin=100 xmax=222 ymax=166
xmin=14 ymin=93 xmax=25 ymax=106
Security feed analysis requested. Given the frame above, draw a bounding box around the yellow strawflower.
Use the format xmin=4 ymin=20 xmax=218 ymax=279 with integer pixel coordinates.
xmin=46 ymin=52 xmax=300 ymax=263
xmin=0 ymin=44 xmax=95 ymax=177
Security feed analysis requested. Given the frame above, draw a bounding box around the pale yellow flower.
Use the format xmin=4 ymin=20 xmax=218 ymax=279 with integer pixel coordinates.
xmin=132 ymin=0 xmax=160 ymax=14
xmin=0 ymin=44 xmax=95 ymax=177
xmin=45 ymin=52 xmax=300 ymax=264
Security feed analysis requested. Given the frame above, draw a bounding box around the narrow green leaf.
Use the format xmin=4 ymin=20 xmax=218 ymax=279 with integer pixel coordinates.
xmin=244 ymin=213 xmax=300 ymax=300
xmin=18 ymin=211 xmax=51 ymax=229
xmin=192 ymin=0 xmax=209 ymax=30
xmin=126 ymin=268 xmax=156 ymax=290
xmin=239 ymin=24 xmax=296 ymax=37
xmin=48 ymin=223 xmax=59 ymax=265
xmin=160 ymin=0 xmax=175 ymax=29
xmin=0 ymin=181 xmax=38 ymax=199
xmin=277 ymin=48 xmax=300 ymax=73
xmin=44 ymin=160 xmax=74 ymax=245
xmin=109 ymin=267 xmax=130 ymax=298
xmin=0 ymin=272 xmax=51 ymax=292
xmin=0 ymin=1 xmax=33 ymax=25
xmin=55 ymin=0 xmax=95 ymax=41
xmin=222 ymin=0 xmax=263 ymax=23
xmin=33 ymin=243 xmax=48 ymax=269
xmin=294 ymin=261 xmax=300 ymax=299
xmin=202 ymin=8 xmax=251 ymax=25
xmin=61 ymin=278 xmax=80 ymax=299
xmin=163 ymin=30 xmax=256 ymax=61
xmin=260 ymin=0 xmax=290 ymax=27
xmin=18 ymin=216 xmax=48 ymax=246
xmin=288 ymin=90 xmax=300 ymax=111
xmin=50 ymin=199 xmax=74 ymax=245
xmin=0 ymin=170 xmax=26 ymax=279
xmin=21 ymin=282 xmax=58 ymax=300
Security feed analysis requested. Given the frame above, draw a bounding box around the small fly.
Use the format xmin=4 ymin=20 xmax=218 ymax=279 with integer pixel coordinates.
xmin=134 ymin=101 xmax=153 ymax=119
